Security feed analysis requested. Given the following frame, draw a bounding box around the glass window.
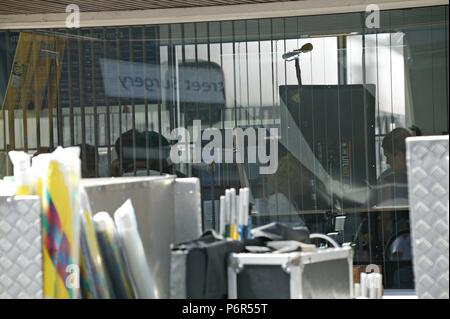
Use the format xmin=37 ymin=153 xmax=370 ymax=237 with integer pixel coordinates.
xmin=0 ymin=6 xmax=448 ymax=289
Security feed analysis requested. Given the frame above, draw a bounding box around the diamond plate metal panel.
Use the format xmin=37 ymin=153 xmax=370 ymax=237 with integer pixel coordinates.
xmin=0 ymin=196 xmax=42 ymax=299
xmin=406 ymin=136 xmax=449 ymax=299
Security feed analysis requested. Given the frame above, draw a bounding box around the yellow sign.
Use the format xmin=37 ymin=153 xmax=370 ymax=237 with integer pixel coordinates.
xmin=1 ymin=32 xmax=65 ymax=150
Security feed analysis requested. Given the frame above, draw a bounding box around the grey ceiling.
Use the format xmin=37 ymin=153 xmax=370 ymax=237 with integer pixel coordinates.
xmin=0 ymin=0 xmax=297 ymax=15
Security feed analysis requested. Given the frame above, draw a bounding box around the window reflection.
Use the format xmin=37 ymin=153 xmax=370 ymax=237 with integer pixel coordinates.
xmin=0 ymin=6 xmax=448 ymax=290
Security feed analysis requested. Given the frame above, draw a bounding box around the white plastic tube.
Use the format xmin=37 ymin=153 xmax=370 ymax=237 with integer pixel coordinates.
xmin=368 ymin=273 xmax=377 ymax=299
xmin=242 ymin=188 xmax=250 ymax=226
xmin=354 ymin=283 xmax=361 ymax=298
xmin=8 ymin=151 xmax=32 ymax=195
xmin=360 ymin=273 xmax=368 ymax=298
xmin=31 ymin=153 xmax=51 ymax=196
xmin=225 ymin=189 xmax=231 ymax=227
xmin=219 ymin=195 xmax=226 ymax=235
xmin=114 ymin=199 xmax=157 ymax=299
xmin=373 ymin=273 xmax=383 ymax=299
xmin=230 ymin=188 xmax=237 ymax=226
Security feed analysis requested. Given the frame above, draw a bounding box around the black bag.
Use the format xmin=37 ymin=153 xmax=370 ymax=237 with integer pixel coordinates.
xmin=250 ymin=222 xmax=310 ymax=242
xmin=170 ymin=230 xmax=245 ymax=299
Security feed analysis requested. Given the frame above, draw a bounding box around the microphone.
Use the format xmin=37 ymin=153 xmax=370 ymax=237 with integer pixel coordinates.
xmin=282 ymin=43 xmax=313 ymax=60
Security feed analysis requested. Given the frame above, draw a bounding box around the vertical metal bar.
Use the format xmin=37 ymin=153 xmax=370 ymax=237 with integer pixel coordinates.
xmin=257 ymin=19 xmax=265 ymax=213
xmin=143 ymin=26 xmax=150 ymax=176
xmin=47 ymin=31 xmax=55 ymax=150
xmin=22 ymin=34 xmax=29 ymax=152
xmin=67 ymin=30 xmax=75 ymax=146
xmin=77 ymin=29 xmax=87 ymax=167
xmin=129 ymin=27 xmax=137 ymax=176
xmin=446 ymin=7 xmax=449 ymax=130
xmin=338 ymin=35 xmax=347 ymax=85
xmin=166 ymin=25 xmax=177 ymax=178
xmin=116 ymin=27 xmax=123 ymax=176
xmin=192 ymin=23 xmax=205 ymax=230
xmin=283 ymin=18 xmax=293 ymax=222
xmin=3 ymin=31 xmax=12 ymax=172
xmin=56 ymin=30 xmax=64 ymax=147
xmin=428 ymin=7 xmax=437 ymax=134
xmin=103 ymin=27 xmax=112 ymax=175
xmin=389 ymin=11 xmax=401 ymax=287
xmin=232 ymin=21 xmax=238 ymax=130
xmin=167 ymin=25 xmax=177 ymax=176
xmin=157 ymin=27 xmax=163 ymax=175
xmin=269 ymin=19 xmax=276 ymax=215
xmin=194 ymin=23 xmax=200 ymax=124
xmin=219 ymin=22 xmax=225 ymax=187
xmin=229 ymin=20 xmax=238 ymax=190
xmin=307 ymin=24 xmax=318 ymax=219
xmin=180 ymin=23 xmax=188 ymax=177
xmin=219 ymin=22 xmax=224 ymax=130
xmin=430 ymin=8 xmax=436 ymax=133
xmin=321 ymin=36 xmax=329 ymax=223
xmin=296 ymin=17 xmax=305 ymax=213
xmin=258 ymin=21 xmax=263 ymax=128
xmin=361 ymin=12 xmax=373 ymax=264
xmin=32 ymin=31 xmax=42 ymax=151
xmin=91 ymin=29 xmax=99 ymax=177
xmin=245 ymin=21 xmax=250 ymax=128
xmin=206 ymin=22 xmax=216 ymax=231
xmin=47 ymin=30 xmax=55 ymax=148
xmin=6 ymin=33 xmax=17 ymax=155
xmin=172 ymin=25 xmax=179 ymax=138
xmin=374 ymin=27 xmax=387 ymax=284
xmin=167 ymin=25 xmax=174 ymax=134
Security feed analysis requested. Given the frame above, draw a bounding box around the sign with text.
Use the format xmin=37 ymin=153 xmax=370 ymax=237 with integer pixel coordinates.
xmin=100 ymin=58 xmax=225 ymax=104
xmin=100 ymin=58 xmax=161 ymax=103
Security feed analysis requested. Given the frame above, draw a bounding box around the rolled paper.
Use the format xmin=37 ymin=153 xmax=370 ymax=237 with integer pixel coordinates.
xmin=114 ymin=199 xmax=158 ymax=299
xmin=93 ymin=212 xmax=135 ymax=299
xmin=79 ymin=189 xmax=111 ymax=299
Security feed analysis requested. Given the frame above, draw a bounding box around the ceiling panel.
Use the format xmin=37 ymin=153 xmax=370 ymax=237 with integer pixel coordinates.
xmin=0 ymin=0 xmax=296 ymax=15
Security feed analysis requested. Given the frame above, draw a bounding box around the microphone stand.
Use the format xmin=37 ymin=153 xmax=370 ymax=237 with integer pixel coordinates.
xmin=294 ymin=57 xmax=302 ymax=86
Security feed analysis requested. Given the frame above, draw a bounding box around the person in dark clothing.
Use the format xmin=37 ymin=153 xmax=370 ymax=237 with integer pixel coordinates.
xmin=368 ymin=127 xmax=412 ymax=207
xmin=111 ymin=129 xmax=176 ymax=177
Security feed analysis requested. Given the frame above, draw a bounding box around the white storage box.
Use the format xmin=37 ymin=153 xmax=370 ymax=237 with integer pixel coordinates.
xmin=228 ymin=247 xmax=353 ymax=299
